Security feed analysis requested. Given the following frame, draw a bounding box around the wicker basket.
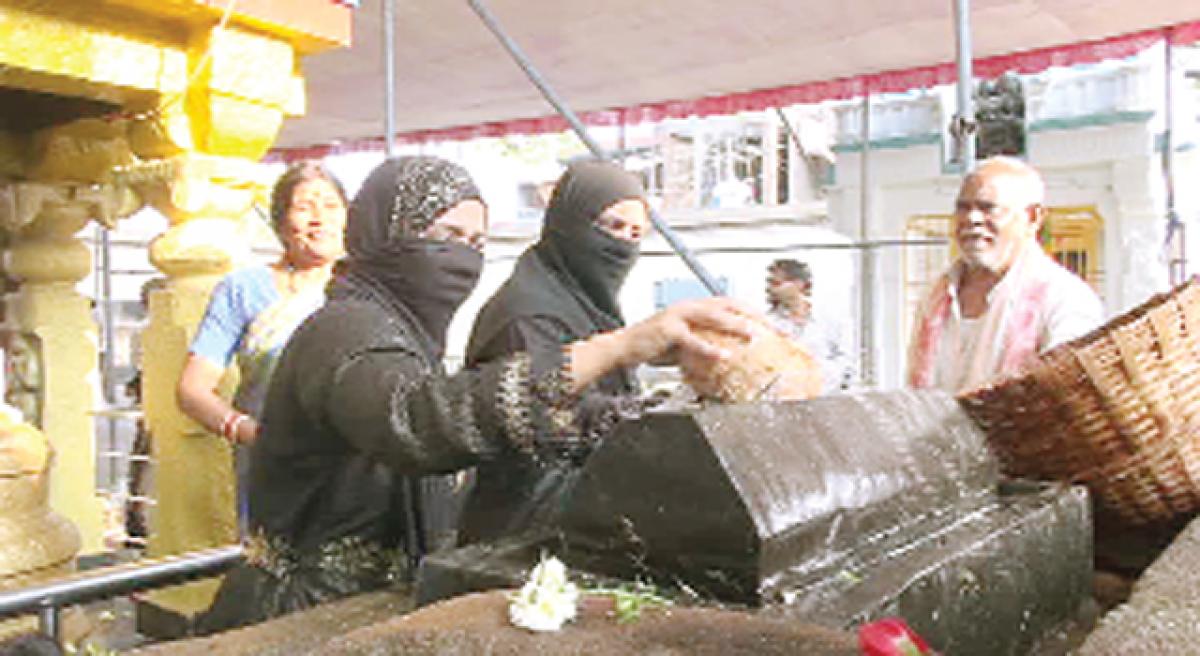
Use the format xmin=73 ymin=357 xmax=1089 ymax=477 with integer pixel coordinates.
xmin=959 ymin=277 xmax=1200 ymax=525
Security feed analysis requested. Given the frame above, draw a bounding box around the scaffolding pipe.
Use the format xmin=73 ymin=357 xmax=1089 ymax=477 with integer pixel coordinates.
xmin=773 ymin=107 xmax=804 ymax=160
xmin=952 ymin=0 xmax=976 ymax=169
xmin=1163 ymin=34 xmax=1185 ymax=283
xmin=638 ymin=238 xmax=950 ymax=256
xmin=383 ymin=0 xmax=397 ymax=157
xmin=466 ymin=0 xmax=723 ymax=295
xmin=96 ymin=224 xmax=120 ymax=491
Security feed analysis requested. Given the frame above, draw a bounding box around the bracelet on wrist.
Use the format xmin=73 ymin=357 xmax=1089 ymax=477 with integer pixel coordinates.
xmin=220 ymin=410 xmax=249 ymax=443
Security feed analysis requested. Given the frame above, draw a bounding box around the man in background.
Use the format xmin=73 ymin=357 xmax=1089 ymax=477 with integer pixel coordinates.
xmin=766 ymin=258 xmax=854 ymax=393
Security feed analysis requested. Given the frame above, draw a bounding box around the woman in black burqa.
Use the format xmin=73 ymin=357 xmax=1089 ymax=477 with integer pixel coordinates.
xmin=462 ymin=160 xmax=652 ymax=544
xmin=197 ymin=156 xmax=752 ymax=633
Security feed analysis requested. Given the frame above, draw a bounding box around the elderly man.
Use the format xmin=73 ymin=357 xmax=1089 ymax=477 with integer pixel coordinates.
xmin=907 ymin=157 xmax=1103 ymax=393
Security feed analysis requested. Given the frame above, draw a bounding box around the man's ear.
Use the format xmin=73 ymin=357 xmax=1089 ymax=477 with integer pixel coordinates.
xmin=1027 ymin=204 xmax=1047 ymax=234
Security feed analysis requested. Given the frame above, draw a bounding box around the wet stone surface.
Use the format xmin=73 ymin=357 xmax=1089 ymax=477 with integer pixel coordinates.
xmin=133 ymin=390 xmax=1096 ymax=654
xmin=422 ymin=389 xmax=1093 ymax=656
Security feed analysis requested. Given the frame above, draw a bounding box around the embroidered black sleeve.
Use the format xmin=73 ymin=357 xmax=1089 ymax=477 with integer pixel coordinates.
xmin=482 ymin=351 xmax=644 ymax=463
xmin=329 ymin=343 xmax=645 ymax=472
xmin=328 ymin=346 xmax=499 ymax=474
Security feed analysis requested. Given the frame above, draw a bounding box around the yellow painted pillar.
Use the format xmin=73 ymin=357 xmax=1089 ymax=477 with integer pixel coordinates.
xmin=127 ymin=20 xmax=297 ymax=627
xmin=138 ymin=154 xmax=265 ymax=619
xmin=0 ymin=185 xmax=107 ymax=554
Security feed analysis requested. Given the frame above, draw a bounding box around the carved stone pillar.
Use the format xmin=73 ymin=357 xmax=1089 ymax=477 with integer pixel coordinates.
xmin=0 ymin=183 xmax=130 ymax=553
xmin=0 ymin=0 xmax=351 ymax=635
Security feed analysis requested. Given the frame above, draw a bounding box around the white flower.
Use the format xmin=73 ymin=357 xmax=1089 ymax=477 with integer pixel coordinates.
xmin=508 ymin=555 xmax=579 ymax=632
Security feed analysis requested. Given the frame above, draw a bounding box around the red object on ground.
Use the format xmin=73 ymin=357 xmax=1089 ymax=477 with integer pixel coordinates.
xmin=858 ymin=618 xmax=932 ymax=656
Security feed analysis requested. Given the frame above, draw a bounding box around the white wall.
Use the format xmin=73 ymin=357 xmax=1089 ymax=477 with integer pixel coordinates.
xmin=823 ymin=47 xmax=1196 ymax=388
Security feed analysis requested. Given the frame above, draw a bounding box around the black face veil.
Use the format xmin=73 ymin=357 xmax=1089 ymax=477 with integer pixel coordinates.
xmin=534 ymin=160 xmax=648 ymax=330
xmin=341 ymin=155 xmax=486 ymax=357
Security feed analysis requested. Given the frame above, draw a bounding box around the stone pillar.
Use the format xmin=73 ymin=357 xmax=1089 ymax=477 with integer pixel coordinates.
xmin=0 ymin=184 xmax=118 ymax=554
xmin=0 ymin=0 xmax=348 ymax=635
xmin=136 ymin=154 xmax=265 ymax=622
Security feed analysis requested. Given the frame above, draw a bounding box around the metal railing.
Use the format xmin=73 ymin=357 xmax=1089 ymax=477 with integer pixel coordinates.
xmin=0 ymin=545 xmax=243 ymax=643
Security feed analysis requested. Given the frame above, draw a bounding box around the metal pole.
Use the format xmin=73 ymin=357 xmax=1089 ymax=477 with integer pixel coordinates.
xmin=37 ymin=603 xmax=59 ymax=643
xmin=383 ymin=0 xmax=397 ymax=157
xmin=0 ymin=546 xmax=244 ymax=619
xmin=952 ymin=0 xmax=976 ymax=169
xmin=859 ymin=93 xmax=876 ymax=387
xmin=773 ymin=107 xmax=804 ymax=157
xmin=466 ymin=0 xmax=723 ymax=295
xmin=98 ymin=225 xmax=119 ymax=491
xmin=1163 ymin=33 xmax=1185 ymax=284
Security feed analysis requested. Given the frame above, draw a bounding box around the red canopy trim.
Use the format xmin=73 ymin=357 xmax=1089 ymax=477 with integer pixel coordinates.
xmin=271 ymin=19 xmax=1200 ymax=163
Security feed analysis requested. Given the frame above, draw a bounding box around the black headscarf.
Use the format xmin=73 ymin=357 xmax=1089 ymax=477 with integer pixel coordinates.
xmin=539 ymin=160 xmax=646 ymax=327
xmin=340 ymin=156 xmax=485 ymax=358
xmin=468 ymin=161 xmax=646 ymax=373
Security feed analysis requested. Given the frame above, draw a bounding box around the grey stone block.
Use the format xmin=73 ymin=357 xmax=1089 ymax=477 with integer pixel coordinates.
xmin=1081 ymin=515 xmax=1200 ymax=655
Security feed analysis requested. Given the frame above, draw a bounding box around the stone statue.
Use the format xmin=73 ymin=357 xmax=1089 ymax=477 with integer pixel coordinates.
xmin=4 ymin=332 xmax=43 ymax=429
xmin=0 ymin=402 xmax=80 ymax=589
xmin=975 ymin=73 xmax=1026 ymax=159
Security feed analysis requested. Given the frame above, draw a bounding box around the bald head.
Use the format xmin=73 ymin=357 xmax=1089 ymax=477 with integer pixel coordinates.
xmin=963 ymin=156 xmax=1045 ymax=209
xmin=954 ymin=157 xmax=1047 ymax=275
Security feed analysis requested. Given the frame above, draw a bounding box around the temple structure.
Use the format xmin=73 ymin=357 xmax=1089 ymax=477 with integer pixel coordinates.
xmin=0 ymin=0 xmax=351 ymax=625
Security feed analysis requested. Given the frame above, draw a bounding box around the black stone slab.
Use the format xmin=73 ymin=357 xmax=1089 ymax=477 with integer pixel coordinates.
xmin=560 ymin=390 xmax=997 ymax=603
xmin=763 ymin=480 xmax=1092 ymax=656
xmin=418 ymin=389 xmax=1094 ymax=655
xmin=420 ymin=482 xmax=1091 ymax=656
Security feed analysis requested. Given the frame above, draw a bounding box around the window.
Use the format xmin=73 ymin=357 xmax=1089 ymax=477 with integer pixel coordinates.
xmin=514 ymin=182 xmax=550 ymax=223
xmin=1043 ymin=206 xmax=1104 ymax=292
xmin=649 ymin=118 xmax=769 ymax=210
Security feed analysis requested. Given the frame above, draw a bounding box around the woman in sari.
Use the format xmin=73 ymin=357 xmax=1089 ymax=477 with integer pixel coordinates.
xmin=195 ymin=156 xmax=753 ymax=633
xmin=176 ymin=161 xmax=348 ymax=526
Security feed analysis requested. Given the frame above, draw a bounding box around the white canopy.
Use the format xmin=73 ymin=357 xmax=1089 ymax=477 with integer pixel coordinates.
xmin=275 ymin=0 xmax=1200 ymax=152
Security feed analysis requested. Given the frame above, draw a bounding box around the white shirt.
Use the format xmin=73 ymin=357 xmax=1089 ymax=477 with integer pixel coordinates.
xmin=769 ymin=307 xmax=855 ymax=393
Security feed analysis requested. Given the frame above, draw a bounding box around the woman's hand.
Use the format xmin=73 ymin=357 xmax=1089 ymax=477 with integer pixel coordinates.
xmin=177 ymin=354 xmax=258 ymax=445
xmin=620 ymin=297 xmax=757 ymax=367
xmin=567 ymin=297 xmax=757 ymax=393
xmin=229 ymin=414 xmax=260 ymax=445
